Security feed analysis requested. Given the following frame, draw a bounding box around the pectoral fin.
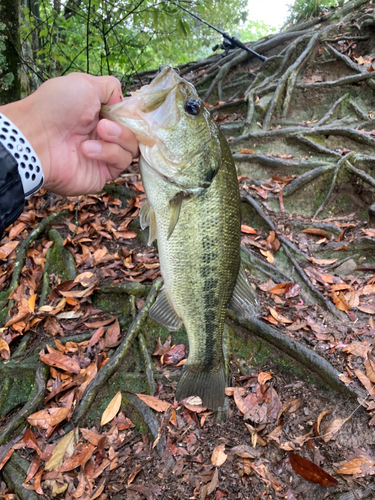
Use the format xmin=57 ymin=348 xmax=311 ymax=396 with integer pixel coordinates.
xmin=168 ymin=192 xmax=184 ymax=240
xmin=149 ymin=288 xmax=183 ymax=331
xmin=229 ymin=263 xmax=260 ymax=319
xmin=148 ymin=207 xmax=157 ymax=246
xmin=139 ymin=200 xmax=150 ymax=229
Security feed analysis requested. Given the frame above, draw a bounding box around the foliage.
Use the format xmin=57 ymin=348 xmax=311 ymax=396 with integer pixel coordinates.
xmin=0 ymin=22 xmax=14 ymax=92
xmin=236 ymin=20 xmax=277 ymax=43
xmin=285 ymin=0 xmax=342 ymax=26
xmin=19 ymin=0 xmax=262 ymax=93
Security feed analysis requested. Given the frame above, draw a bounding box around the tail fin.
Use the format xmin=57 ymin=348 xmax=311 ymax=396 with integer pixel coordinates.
xmin=175 ymin=365 xmax=226 ymax=410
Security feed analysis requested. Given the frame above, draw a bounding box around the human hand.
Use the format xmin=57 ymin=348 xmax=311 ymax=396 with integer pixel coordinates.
xmin=0 ymin=73 xmax=138 ymax=196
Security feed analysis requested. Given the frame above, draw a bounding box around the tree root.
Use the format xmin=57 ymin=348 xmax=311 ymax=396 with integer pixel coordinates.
xmin=1 ymin=452 xmax=39 ymax=500
xmin=69 ymin=278 xmax=162 ymax=427
xmin=263 ymin=33 xmax=319 ymax=130
xmin=242 ymin=194 xmax=345 ymax=320
xmin=98 ymin=281 xmax=151 ymax=297
xmin=228 ymin=311 xmax=366 ymax=401
xmin=233 ymin=153 xmax=328 ymax=170
xmin=297 ymin=70 xmax=375 ymax=89
xmin=316 ymin=93 xmax=349 ymax=126
xmin=282 ymin=165 xmax=336 ymax=197
xmin=314 ymin=152 xmax=355 ymax=218
xmin=290 ymin=220 xmax=342 ymax=236
xmin=241 ymin=245 xmax=293 ymax=283
xmin=289 ymin=134 xmax=341 ymax=157
xmin=139 ymin=333 xmax=156 ymax=397
xmin=346 ymin=161 xmax=375 ymax=189
xmin=0 ymin=362 xmax=49 ymax=446
xmin=0 ymin=210 xmax=69 ymax=315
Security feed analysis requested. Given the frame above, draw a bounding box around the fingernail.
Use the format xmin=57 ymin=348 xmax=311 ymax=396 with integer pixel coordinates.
xmin=84 ymin=141 xmax=102 ymax=154
xmin=104 ymin=120 xmax=121 ymax=137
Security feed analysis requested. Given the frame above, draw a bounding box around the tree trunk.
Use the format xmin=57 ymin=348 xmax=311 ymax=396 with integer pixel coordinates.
xmin=0 ymin=0 xmax=21 ymax=104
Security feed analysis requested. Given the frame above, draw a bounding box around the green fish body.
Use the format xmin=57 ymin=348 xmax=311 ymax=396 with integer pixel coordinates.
xmin=101 ymin=66 xmax=259 ymax=409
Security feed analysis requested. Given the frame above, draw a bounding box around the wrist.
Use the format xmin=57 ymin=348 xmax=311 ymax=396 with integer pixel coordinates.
xmin=0 ymin=98 xmax=45 ymax=198
xmin=0 ymin=96 xmax=50 ymax=194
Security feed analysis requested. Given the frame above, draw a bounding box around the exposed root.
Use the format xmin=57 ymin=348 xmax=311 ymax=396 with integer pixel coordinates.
xmin=314 ymin=152 xmax=355 ymax=218
xmin=242 ymin=193 xmax=345 ymax=320
xmin=0 ymin=362 xmax=49 ymax=446
xmin=139 ymin=333 xmax=156 ymax=396
xmin=69 ymin=278 xmax=162 ymax=427
xmin=228 ymin=311 xmax=365 ymax=401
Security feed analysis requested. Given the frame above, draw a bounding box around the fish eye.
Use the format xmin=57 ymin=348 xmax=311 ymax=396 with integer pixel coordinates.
xmin=184 ymin=98 xmax=201 ymax=116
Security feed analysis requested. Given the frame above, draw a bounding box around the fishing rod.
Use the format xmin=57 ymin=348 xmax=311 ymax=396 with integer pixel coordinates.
xmin=173 ymin=2 xmax=267 ymax=62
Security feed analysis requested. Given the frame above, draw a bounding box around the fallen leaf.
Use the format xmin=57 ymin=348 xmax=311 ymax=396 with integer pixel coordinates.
xmin=260 ymin=249 xmax=274 ymax=263
xmin=241 ymin=224 xmax=257 ymax=234
xmin=101 ymin=391 xmax=122 ymax=426
xmin=40 ymin=352 xmax=81 ymax=374
xmin=27 ymin=407 xmax=69 ymax=429
xmin=45 ymin=430 xmax=76 ymax=471
xmin=355 ymin=369 xmax=375 ymax=395
xmin=0 ymin=240 xmax=19 ymax=259
xmin=163 ymin=344 xmax=186 ymax=365
xmin=315 ymin=410 xmax=331 ymax=437
xmin=322 ymin=417 xmax=349 ymax=442
xmin=365 ymin=354 xmax=375 ymax=383
xmin=239 ymin=148 xmax=255 ymax=154
xmin=269 ymin=307 xmax=293 ymax=324
xmin=211 ymin=444 xmax=227 ymax=467
xmin=0 ymin=338 xmax=10 ymax=359
xmin=337 ymin=457 xmax=375 ymax=475
xmin=289 ymin=453 xmax=338 ymax=486
xmin=136 ymin=393 xmax=171 ymax=412
xmin=302 ymin=228 xmax=329 ymax=238
xmin=343 ymin=341 xmax=371 ymax=358
xmin=333 ymin=291 xmax=351 ymax=312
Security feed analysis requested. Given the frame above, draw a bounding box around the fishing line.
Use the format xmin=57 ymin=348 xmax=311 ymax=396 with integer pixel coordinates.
xmin=171 ymin=1 xmax=267 ymax=62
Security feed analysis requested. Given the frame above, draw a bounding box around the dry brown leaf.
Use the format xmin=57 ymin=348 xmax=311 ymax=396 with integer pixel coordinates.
xmin=302 ymin=228 xmax=329 ymax=238
xmin=0 ymin=241 xmax=19 ymax=259
xmin=101 ymin=391 xmax=122 ymax=426
xmin=365 ymin=354 xmax=375 ymax=383
xmin=260 ymin=249 xmax=274 ymax=263
xmin=355 ymin=369 xmax=375 ymax=395
xmin=40 ymin=352 xmax=81 ymax=374
xmin=289 ymin=453 xmax=337 ymax=486
xmin=315 ymin=410 xmax=331 ymax=437
xmin=269 ymin=307 xmax=293 ymax=324
xmin=45 ymin=430 xmax=76 ymax=471
xmin=322 ymin=417 xmax=349 ymax=442
xmin=258 ymin=372 xmax=272 ymax=385
xmin=337 ymin=457 xmax=375 ymax=475
xmin=135 ymin=393 xmax=171 ymax=412
xmin=333 ymin=291 xmax=351 ymax=312
xmin=343 ymin=341 xmax=371 ymax=358
xmin=239 ymin=148 xmax=255 ymax=154
xmin=0 ymin=338 xmax=10 ymax=359
xmin=27 ymin=407 xmax=69 ymax=429
xmin=241 ymin=224 xmax=257 ymax=234
xmin=211 ymin=444 xmax=227 ymax=467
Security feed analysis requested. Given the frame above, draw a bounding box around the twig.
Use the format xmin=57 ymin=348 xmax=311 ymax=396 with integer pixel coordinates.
xmin=314 ymin=152 xmax=355 ymax=218
xmin=70 ymin=278 xmax=162 ymax=426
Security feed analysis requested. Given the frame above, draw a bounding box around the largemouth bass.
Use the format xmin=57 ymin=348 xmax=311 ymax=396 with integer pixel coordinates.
xmin=101 ymin=66 xmax=258 ymax=409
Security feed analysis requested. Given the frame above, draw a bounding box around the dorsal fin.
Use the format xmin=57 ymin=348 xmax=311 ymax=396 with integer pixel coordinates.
xmin=229 ymin=263 xmax=260 ymax=319
xmin=149 ymin=288 xmax=183 ymax=331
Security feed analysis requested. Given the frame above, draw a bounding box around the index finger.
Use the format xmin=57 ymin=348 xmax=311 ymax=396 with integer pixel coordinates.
xmin=89 ymin=75 xmax=124 ymax=106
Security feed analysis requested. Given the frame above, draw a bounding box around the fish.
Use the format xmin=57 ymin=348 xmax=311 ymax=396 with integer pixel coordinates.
xmin=101 ymin=66 xmax=259 ymax=409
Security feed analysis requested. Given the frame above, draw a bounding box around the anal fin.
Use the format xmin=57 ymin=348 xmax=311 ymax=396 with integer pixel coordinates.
xmin=148 ymin=207 xmax=157 ymax=246
xmin=229 ymin=263 xmax=260 ymax=319
xmin=149 ymin=288 xmax=183 ymax=331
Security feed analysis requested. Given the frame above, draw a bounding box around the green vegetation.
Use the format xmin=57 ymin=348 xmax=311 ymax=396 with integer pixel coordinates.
xmin=285 ymin=0 xmax=343 ymax=26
